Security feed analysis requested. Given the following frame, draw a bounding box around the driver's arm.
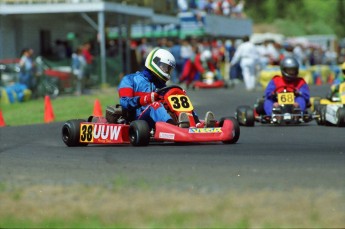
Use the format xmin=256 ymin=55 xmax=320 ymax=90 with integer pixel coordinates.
xmin=264 ymin=80 xmax=277 ymax=100
xmin=296 ymin=84 xmax=310 ymax=101
xmin=118 ymin=76 xmax=141 ymax=110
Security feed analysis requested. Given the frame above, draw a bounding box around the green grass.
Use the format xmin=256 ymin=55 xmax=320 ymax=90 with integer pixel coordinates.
xmin=0 ymin=88 xmax=118 ymax=126
xmin=0 ymin=185 xmax=344 ymax=228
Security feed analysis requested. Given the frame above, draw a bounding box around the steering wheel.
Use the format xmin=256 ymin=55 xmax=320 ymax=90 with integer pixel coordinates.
xmin=155 ymin=85 xmax=184 ymax=96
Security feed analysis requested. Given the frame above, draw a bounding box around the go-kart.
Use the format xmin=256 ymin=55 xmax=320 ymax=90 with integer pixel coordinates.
xmin=62 ymin=85 xmax=240 ymax=147
xmin=310 ymin=82 xmax=345 ymax=127
xmin=235 ymin=87 xmax=315 ymax=126
xmin=191 ymin=71 xmax=228 ymax=89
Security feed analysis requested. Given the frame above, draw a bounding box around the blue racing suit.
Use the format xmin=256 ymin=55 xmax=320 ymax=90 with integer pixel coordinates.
xmin=118 ymin=68 xmax=175 ymax=128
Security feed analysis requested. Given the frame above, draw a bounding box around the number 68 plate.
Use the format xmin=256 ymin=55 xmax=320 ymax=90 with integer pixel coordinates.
xmin=277 ymin=92 xmax=294 ymax=105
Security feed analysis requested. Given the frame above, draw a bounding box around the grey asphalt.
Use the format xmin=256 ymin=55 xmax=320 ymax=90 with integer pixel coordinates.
xmin=0 ymin=83 xmax=344 ymax=193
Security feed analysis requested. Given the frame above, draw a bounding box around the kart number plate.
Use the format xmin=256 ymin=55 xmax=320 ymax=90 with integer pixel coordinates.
xmin=167 ymin=95 xmax=194 ymax=112
xmin=80 ymin=123 xmax=123 ymax=143
xmin=277 ymin=92 xmax=294 ymax=105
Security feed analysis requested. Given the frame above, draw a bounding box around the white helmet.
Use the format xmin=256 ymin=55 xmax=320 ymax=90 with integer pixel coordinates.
xmin=200 ymin=50 xmax=212 ymax=62
xmin=145 ymin=48 xmax=176 ymax=82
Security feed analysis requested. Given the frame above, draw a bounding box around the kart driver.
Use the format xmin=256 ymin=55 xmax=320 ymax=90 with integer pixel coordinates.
xmin=118 ymin=48 xmax=216 ymax=129
xmin=326 ymin=62 xmax=345 ymax=101
xmin=264 ymin=56 xmax=310 ymax=116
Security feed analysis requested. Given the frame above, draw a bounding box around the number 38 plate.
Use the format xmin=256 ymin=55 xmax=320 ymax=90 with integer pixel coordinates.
xmin=277 ymin=92 xmax=294 ymax=105
xmin=167 ymin=95 xmax=194 ymax=112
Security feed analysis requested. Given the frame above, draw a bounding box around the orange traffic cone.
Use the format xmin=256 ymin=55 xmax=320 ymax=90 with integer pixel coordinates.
xmin=315 ymin=76 xmax=322 ymax=86
xmin=93 ymin=99 xmax=103 ymax=117
xmin=327 ymin=74 xmax=334 ymax=84
xmin=0 ymin=110 xmax=6 ymax=127
xmin=44 ymin=95 xmax=55 ymax=123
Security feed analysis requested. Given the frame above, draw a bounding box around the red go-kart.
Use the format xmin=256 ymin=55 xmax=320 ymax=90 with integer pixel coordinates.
xmin=62 ymin=85 xmax=240 ymax=146
xmin=191 ymin=71 xmax=228 ymax=89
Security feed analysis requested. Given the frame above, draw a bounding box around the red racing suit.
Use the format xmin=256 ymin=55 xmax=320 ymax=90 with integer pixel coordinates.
xmin=179 ymin=54 xmax=216 ymax=86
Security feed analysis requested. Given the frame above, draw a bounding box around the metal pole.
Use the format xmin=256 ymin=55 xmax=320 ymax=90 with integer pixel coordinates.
xmin=98 ymin=11 xmax=107 ymax=86
xmin=125 ymin=15 xmax=130 ymax=74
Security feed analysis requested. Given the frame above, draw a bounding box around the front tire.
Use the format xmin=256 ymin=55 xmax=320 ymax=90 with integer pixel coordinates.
xmin=236 ymin=105 xmax=255 ymax=126
xmin=129 ymin=120 xmax=150 ymax=146
xmin=62 ymin=119 xmax=88 ymax=147
xmin=315 ymin=105 xmax=326 ymax=125
xmin=219 ymin=116 xmax=240 ymax=144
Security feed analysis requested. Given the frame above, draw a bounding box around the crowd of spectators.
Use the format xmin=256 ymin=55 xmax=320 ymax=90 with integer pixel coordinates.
xmin=46 ymin=34 xmax=342 ymax=92
xmin=124 ymin=36 xmax=341 ymax=89
xmin=177 ymin=0 xmax=246 ymax=18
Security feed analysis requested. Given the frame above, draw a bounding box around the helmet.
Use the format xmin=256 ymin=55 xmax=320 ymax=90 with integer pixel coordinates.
xmin=280 ymin=57 xmax=299 ymax=82
xmin=145 ymin=48 xmax=176 ymax=82
xmin=200 ymin=50 xmax=212 ymax=62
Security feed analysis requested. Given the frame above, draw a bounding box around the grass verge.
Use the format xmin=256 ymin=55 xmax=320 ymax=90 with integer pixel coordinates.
xmin=0 ymin=88 xmax=118 ymax=126
xmin=0 ymin=185 xmax=344 ymax=228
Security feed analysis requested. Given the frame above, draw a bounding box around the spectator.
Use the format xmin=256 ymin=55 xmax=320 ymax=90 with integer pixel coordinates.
xmin=136 ymin=38 xmax=153 ymax=68
xmin=232 ymin=0 xmax=245 ymax=18
xmin=18 ymin=48 xmax=35 ymax=91
xmin=230 ymin=36 xmax=260 ymax=91
xmin=178 ymin=0 xmax=189 ymax=12
xmin=71 ymin=46 xmax=87 ymax=96
xmin=168 ymin=38 xmax=184 ymax=84
xmin=81 ymin=42 xmax=94 ymax=88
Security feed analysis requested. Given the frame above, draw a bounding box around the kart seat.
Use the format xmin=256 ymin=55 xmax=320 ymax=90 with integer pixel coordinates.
xmin=105 ymin=104 xmax=136 ymax=124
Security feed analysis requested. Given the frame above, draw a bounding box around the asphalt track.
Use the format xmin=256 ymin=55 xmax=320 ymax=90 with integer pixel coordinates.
xmin=0 ymin=84 xmax=344 ymax=193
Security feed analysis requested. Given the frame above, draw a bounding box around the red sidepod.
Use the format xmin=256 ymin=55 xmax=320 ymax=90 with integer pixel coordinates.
xmin=153 ymin=119 xmax=235 ymax=143
xmin=193 ymin=80 xmax=226 ymax=89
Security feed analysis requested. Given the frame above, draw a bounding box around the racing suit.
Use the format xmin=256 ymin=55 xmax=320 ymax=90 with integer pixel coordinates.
xmin=118 ymin=68 xmax=200 ymax=128
xmin=264 ymin=75 xmax=310 ymax=115
xmin=179 ymin=53 xmax=216 ymax=87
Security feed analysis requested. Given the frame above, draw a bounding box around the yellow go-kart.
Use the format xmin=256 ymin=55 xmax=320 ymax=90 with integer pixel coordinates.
xmin=311 ymin=82 xmax=345 ymax=127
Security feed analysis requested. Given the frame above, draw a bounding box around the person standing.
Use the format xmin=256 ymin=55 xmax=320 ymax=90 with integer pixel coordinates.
xmin=81 ymin=42 xmax=94 ymax=89
xmin=18 ymin=48 xmax=35 ymax=91
xmin=71 ymin=46 xmax=87 ymax=95
xmin=230 ymin=36 xmax=259 ymax=91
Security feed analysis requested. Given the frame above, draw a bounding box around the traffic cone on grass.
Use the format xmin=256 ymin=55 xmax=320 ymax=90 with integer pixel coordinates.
xmin=44 ymin=95 xmax=55 ymax=123
xmin=93 ymin=99 xmax=103 ymax=117
xmin=0 ymin=110 xmax=6 ymax=127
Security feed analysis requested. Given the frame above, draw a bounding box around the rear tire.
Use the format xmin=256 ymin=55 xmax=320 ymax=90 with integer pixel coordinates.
xmin=336 ymin=107 xmax=345 ymax=127
xmin=129 ymin=120 xmax=150 ymax=146
xmin=62 ymin=119 xmax=88 ymax=147
xmin=219 ymin=116 xmax=240 ymax=144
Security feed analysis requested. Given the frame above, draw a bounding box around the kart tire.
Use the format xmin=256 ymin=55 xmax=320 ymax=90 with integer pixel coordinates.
xmin=219 ymin=116 xmax=240 ymax=144
xmin=62 ymin=119 xmax=88 ymax=147
xmin=236 ymin=106 xmax=255 ymax=126
xmin=312 ymin=98 xmax=321 ymax=112
xmin=129 ymin=120 xmax=150 ymax=146
xmin=336 ymin=107 xmax=345 ymax=127
xmin=316 ymin=105 xmax=326 ymax=125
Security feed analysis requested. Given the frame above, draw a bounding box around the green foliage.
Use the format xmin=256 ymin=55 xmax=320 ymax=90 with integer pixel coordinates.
xmin=246 ymin=0 xmax=345 ymax=36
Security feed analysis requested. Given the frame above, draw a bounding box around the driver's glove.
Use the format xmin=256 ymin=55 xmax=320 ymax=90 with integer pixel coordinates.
xmin=139 ymin=92 xmax=159 ymax=106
